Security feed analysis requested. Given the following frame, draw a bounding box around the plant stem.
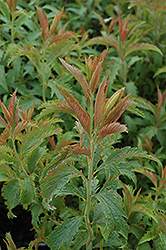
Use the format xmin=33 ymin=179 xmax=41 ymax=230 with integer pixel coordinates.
xmin=84 ymin=96 xmax=94 ymax=248
xmin=42 ymin=44 xmax=47 ymax=102
xmin=11 ymin=14 xmax=14 ymax=43
xmin=12 ymin=137 xmax=29 ymax=177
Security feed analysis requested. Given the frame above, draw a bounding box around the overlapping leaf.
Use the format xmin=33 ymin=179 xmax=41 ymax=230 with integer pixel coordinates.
xmin=41 ymin=162 xmax=80 ymax=198
xmin=55 ymin=83 xmax=91 ymax=136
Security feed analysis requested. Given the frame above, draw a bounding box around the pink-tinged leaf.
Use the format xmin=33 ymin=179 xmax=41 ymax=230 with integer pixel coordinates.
xmin=59 ymin=58 xmax=91 ymax=99
xmin=106 ymin=36 xmax=120 ymax=52
xmin=94 ymin=76 xmax=109 ymax=128
xmin=37 ymin=6 xmax=49 ymax=42
xmin=113 ymin=99 xmax=132 ymax=122
xmin=108 ymin=16 xmax=118 ymax=34
xmin=28 ymin=102 xmax=36 ymax=120
xmin=68 ymin=145 xmax=91 ymax=158
xmin=55 ymin=83 xmax=91 ymax=136
xmin=89 ymin=61 xmax=102 ymax=93
xmin=101 ymin=94 xmax=131 ymax=127
xmin=124 ymin=43 xmax=163 ymax=58
xmin=0 ymin=115 xmax=9 ymax=129
xmin=162 ymin=90 xmax=166 ymax=106
xmin=50 ymin=31 xmax=75 ymax=45
xmin=13 ymin=121 xmax=32 ymax=138
xmin=121 ymin=14 xmax=130 ymax=42
xmin=118 ymin=12 xmax=123 ymax=39
xmin=0 ymin=130 xmax=10 ymax=143
xmin=123 ymin=14 xmax=130 ymax=32
xmin=6 ymin=0 xmax=18 ymax=14
xmin=157 ymin=86 xmax=162 ymax=107
xmin=0 ymin=101 xmax=11 ymax=127
xmin=47 ymin=136 xmax=57 ymax=151
xmin=8 ymin=89 xmax=17 ymax=126
xmin=97 ymin=122 xmax=128 ymax=141
xmin=50 ymin=7 xmax=64 ymax=35
xmin=135 ymin=169 xmax=157 ymax=188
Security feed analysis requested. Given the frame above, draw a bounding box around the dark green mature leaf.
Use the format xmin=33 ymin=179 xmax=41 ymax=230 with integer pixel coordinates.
xmin=20 ymin=174 xmax=36 ymax=206
xmin=97 ymin=146 xmax=162 ymax=173
xmin=95 ymin=191 xmax=127 ymax=232
xmin=41 ymin=163 xmax=80 ymax=198
xmin=46 ymin=216 xmax=82 ymax=250
xmin=2 ymin=179 xmax=21 ymax=218
xmin=52 ymin=182 xmax=85 ymax=200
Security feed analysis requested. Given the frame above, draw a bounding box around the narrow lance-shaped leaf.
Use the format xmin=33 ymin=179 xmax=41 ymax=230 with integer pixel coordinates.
xmin=101 ymin=94 xmax=130 ymax=127
xmin=89 ymin=61 xmax=102 ymax=94
xmin=36 ymin=6 xmax=49 ymax=42
xmin=8 ymin=89 xmax=17 ymax=126
xmin=135 ymin=169 xmax=158 ymax=188
xmin=124 ymin=43 xmax=163 ymax=58
xmin=6 ymin=0 xmax=18 ymax=14
xmin=0 ymin=101 xmax=11 ymax=127
xmin=50 ymin=7 xmax=64 ymax=35
xmin=97 ymin=122 xmax=128 ymax=141
xmin=55 ymin=83 xmax=91 ymax=136
xmin=94 ymin=76 xmax=109 ymax=128
xmin=59 ymin=58 xmax=91 ymax=98
xmin=50 ymin=31 xmax=75 ymax=45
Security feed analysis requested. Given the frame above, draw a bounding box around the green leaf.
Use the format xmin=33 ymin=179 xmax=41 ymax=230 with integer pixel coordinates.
xmin=154 ymin=66 xmax=166 ymax=78
xmin=125 ymin=82 xmax=137 ymax=97
xmin=138 ymin=231 xmax=155 ymax=245
xmin=53 ymin=182 xmax=85 ymax=200
xmin=2 ymin=179 xmax=21 ymax=218
xmin=20 ymin=175 xmax=36 ymax=206
xmin=98 ymin=147 xmax=162 ymax=174
xmin=95 ymin=191 xmax=127 ymax=232
xmin=124 ymin=43 xmax=163 ymax=58
xmin=4 ymin=232 xmax=17 ymax=250
xmin=41 ymin=163 xmax=80 ymax=198
xmin=46 ymin=216 xmax=82 ymax=250
xmin=0 ymin=65 xmax=8 ymax=92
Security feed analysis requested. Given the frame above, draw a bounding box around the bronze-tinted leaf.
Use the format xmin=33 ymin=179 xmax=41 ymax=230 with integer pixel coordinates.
xmin=8 ymin=88 xmax=17 ymax=126
xmin=0 ymin=101 xmax=11 ymax=127
xmin=101 ymin=95 xmax=131 ymax=127
xmin=55 ymin=83 xmax=91 ymax=136
xmin=59 ymin=58 xmax=91 ymax=99
xmin=94 ymin=76 xmax=109 ymax=129
xmin=97 ymin=122 xmax=128 ymax=141
xmin=68 ymin=145 xmax=91 ymax=158
xmin=50 ymin=7 xmax=64 ymax=35
xmin=6 ymin=0 xmax=18 ymax=14
xmin=50 ymin=31 xmax=74 ymax=45
xmin=89 ymin=61 xmax=102 ymax=94
xmin=37 ymin=6 xmax=49 ymax=42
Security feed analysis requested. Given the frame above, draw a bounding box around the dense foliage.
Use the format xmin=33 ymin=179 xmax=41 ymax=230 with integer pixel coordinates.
xmin=0 ymin=0 xmax=166 ymax=249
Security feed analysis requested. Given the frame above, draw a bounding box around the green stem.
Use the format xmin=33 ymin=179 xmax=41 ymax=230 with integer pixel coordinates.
xmin=84 ymin=96 xmax=94 ymax=248
xmin=11 ymin=14 xmax=14 ymax=43
xmin=42 ymin=43 xmax=47 ymax=102
xmin=12 ymin=137 xmax=29 ymax=177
